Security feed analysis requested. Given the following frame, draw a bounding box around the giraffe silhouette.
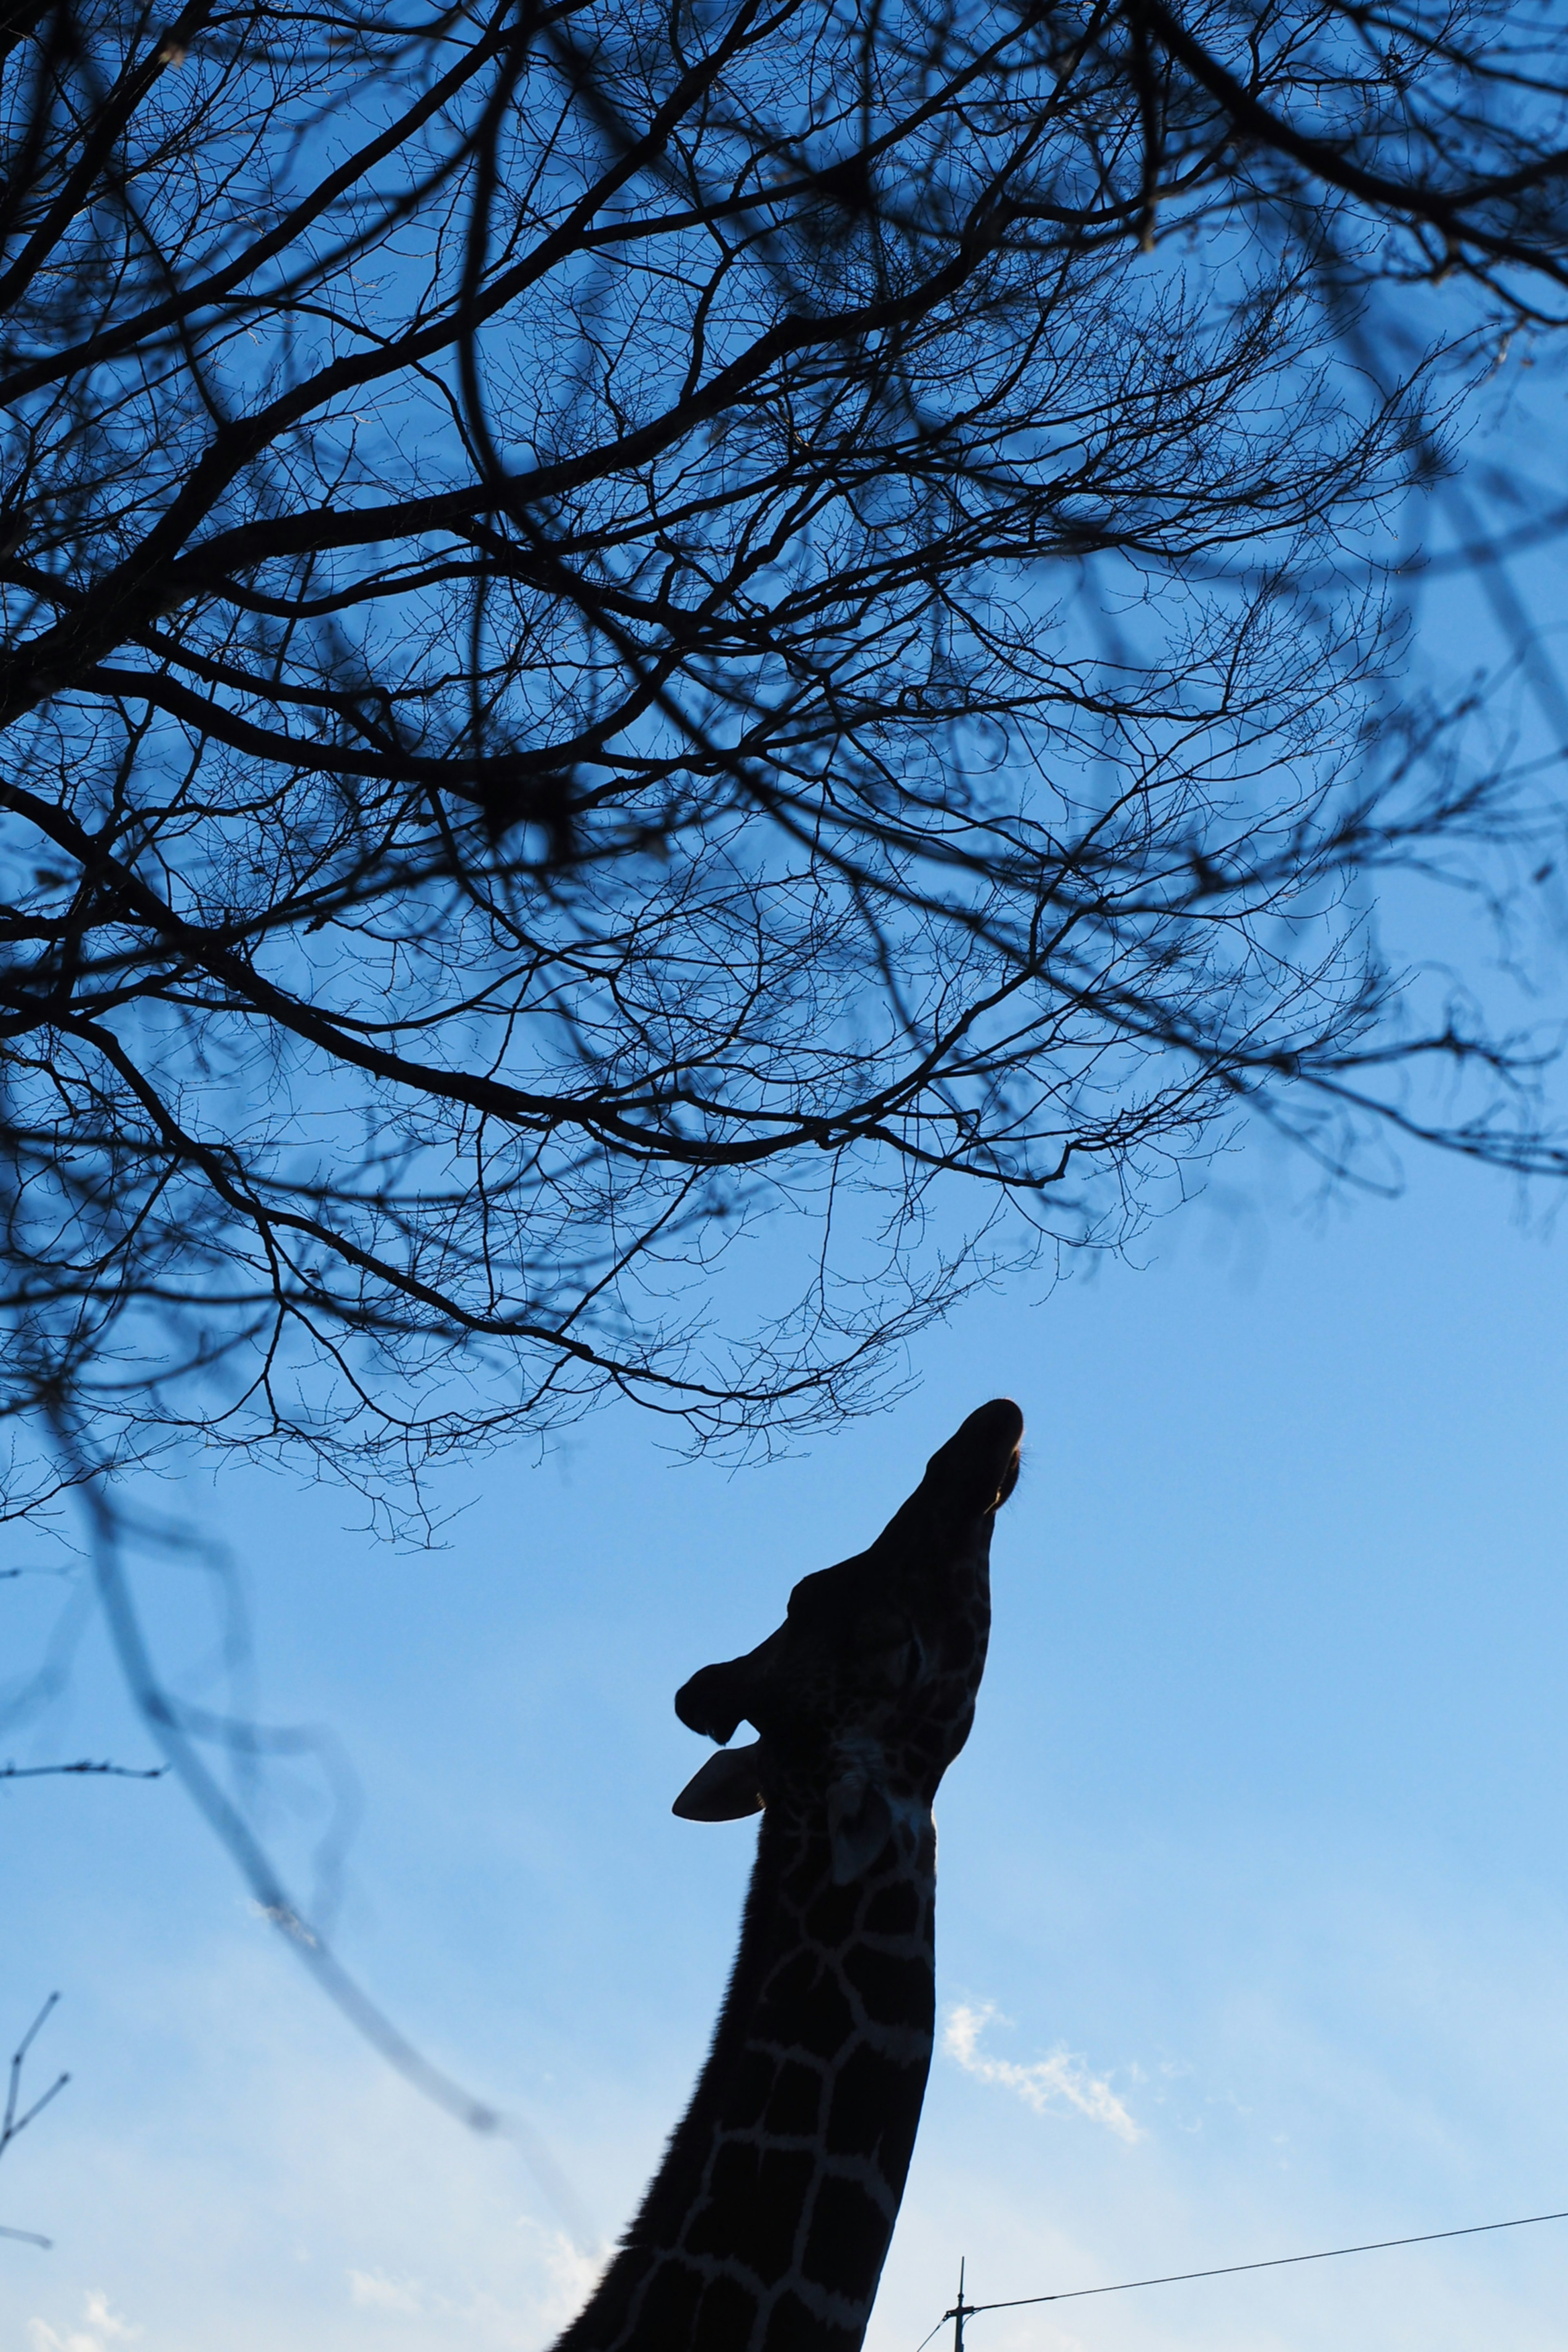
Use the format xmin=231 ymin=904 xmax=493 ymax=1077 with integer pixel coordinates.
xmin=554 ymin=1397 xmax=1025 ymax=2352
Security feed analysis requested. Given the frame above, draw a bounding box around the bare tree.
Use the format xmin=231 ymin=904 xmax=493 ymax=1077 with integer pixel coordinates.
xmin=3 ymin=0 xmax=1568 ymax=1520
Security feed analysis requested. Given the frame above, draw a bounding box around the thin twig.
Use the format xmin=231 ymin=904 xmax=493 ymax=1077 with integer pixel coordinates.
xmin=0 ymin=1994 xmax=66 ymax=2252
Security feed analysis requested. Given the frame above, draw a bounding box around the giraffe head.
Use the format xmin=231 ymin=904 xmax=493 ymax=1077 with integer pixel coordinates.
xmin=671 ymin=1399 xmax=1023 ymax=1882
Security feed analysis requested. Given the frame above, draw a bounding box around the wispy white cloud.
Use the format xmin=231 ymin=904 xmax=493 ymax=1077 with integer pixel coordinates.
xmin=942 ymin=2003 xmax=1142 ymax=2144
xmin=342 ymin=2224 xmax=604 ymax=2340
xmin=517 ymin=2219 xmax=609 ymax=2331
xmin=29 ymin=2292 xmax=142 ymax=2352
xmin=348 ymin=2268 xmax=427 ymax=2313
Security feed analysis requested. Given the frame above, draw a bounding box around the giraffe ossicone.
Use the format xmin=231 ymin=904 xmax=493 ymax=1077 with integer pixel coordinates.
xmin=554 ymin=1397 xmax=1024 ymax=2352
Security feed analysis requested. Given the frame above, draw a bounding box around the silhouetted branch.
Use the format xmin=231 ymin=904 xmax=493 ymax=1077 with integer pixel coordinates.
xmin=37 ymin=1431 xmax=594 ymax=2242
xmin=0 ymin=1993 xmax=66 ymax=2252
xmin=0 ymin=0 xmax=1566 ymax=1518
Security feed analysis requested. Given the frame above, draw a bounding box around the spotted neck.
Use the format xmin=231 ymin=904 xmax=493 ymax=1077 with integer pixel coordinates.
xmin=553 ymin=1398 xmax=1022 ymax=2352
xmin=555 ymin=1793 xmax=941 ymax=2352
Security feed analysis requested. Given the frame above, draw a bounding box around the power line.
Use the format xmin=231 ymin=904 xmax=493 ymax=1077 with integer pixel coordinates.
xmin=922 ymin=2203 xmax=1568 ymax=2337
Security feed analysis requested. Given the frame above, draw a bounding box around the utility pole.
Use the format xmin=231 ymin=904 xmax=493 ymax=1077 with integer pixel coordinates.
xmin=950 ymin=2257 xmax=971 ymax=2352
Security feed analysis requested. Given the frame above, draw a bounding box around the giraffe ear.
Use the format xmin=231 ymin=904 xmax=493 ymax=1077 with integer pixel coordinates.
xmin=672 ymin=1741 xmax=767 ymax=1822
xmin=826 ymin=1771 xmax=894 ymax=1884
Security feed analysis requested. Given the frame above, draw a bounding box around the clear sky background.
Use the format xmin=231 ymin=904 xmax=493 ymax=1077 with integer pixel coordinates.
xmin=6 ymin=1118 xmax=1568 ymax=2352
xmin=7 ymin=353 xmax=1568 ymax=2352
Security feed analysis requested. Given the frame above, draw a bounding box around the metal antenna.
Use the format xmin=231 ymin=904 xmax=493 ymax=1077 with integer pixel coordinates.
xmin=951 ymin=2256 xmax=970 ymax=2352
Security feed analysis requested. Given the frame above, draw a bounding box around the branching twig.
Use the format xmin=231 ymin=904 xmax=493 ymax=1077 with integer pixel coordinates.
xmin=0 ymin=1994 xmax=66 ymax=2252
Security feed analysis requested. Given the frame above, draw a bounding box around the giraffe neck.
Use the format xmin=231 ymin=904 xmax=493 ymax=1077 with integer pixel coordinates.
xmin=554 ymin=1799 xmax=937 ymax=2352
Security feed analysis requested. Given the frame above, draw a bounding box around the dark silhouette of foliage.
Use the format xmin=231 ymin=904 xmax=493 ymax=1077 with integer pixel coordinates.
xmin=4 ymin=0 xmax=1568 ymax=1512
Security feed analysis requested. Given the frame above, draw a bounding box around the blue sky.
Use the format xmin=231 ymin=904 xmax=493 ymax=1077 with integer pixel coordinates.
xmin=6 ymin=1113 xmax=1568 ymax=2352
xmin=5 ymin=332 xmax=1568 ymax=2352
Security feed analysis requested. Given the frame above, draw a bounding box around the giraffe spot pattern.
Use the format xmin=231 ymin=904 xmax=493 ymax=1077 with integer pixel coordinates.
xmin=683 ymin=2143 xmax=816 ymax=2276
xmin=763 ymin=2058 xmax=824 ymax=2137
xmin=761 ymin=2286 xmax=862 ymax=2352
xmin=550 ymin=1400 xmax=1022 ymax=2352
xmin=826 ymin=2042 xmax=925 ymax=2160
xmin=802 ymin=2172 xmax=896 ymax=2300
